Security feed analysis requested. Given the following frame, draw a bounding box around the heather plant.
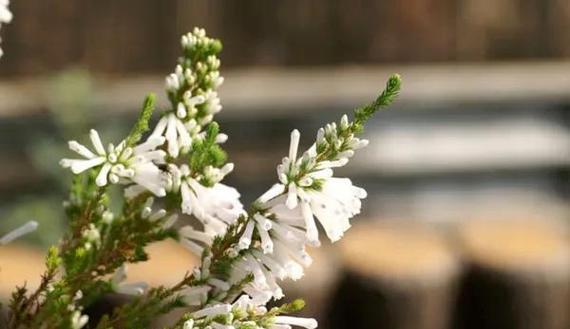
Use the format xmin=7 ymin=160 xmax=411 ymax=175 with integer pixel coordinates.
xmin=0 ymin=24 xmax=401 ymax=329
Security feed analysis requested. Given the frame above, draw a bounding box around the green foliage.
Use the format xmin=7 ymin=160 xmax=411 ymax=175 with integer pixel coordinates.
xmin=189 ymin=122 xmax=228 ymax=185
xmin=126 ymin=94 xmax=156 ymax=146
xmin=279 ymin=299 xmax=306 ymax=313
xmin=46 ymin=246 xmax=62 ymax=272
xmin=353 ymin=73 xmax=401 ymax=132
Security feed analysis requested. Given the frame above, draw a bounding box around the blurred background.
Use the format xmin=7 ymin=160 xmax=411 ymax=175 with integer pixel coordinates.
xmin=0 ymin=1 xmax=569 ymax=328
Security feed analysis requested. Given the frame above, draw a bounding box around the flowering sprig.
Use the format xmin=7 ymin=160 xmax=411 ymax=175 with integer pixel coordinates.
xmin=3 ymin=26 xmax=401 ymax=329
xmin=186 ymin=74 xmax=401 ymax=306
xmin=158 ymin=27 xmax=225 ymax=158
xmin=172 ymin=297 xmax=316 ymax=329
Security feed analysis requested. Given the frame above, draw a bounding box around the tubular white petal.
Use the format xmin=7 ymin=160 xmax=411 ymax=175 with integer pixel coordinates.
xmin=257 ymin=222 xmax=274 ymax=254
xmin=148 ymin=209 xmax=167 ymax=221
xmin=165 ymin=114 xmax=179 ymax=157
xmin=134 ymin=136 xmax=165 ymax=153
xmin=220 ymin=163 xmax=234 ymax=176
xmin=252 ymin=250 xmax=287 ymax=279
xmin=274 ymin=316 xmax=318 ymax=329
xmin=216 ymin=133 xmax=228 ymax=144
xmin=179 ymin=225 xmax=214 ymax=244
xmin=89 ymin=129 xmax=106 ymax=155
xmin=176 ymin=102 xmax=187 ymax=118
xmin=337 ymin=149 xmax=354 ymax=159
xmin=68 ymin=141 xmax=96 ymax=159
xmin=238 ymin=220 xmax=255 ymax=250
xmin=340 ymin=114 xmax=349 ymax=129
xmin=180 ymin=286 xmax=211 ymax=306
xmin=208 ymin=278 xmax=231 ymax=291
xmin=95 ymin=163 xmax=112 ymax=186
xmin=286 ymin=183 xmax=298 ymax=209
xmin=180 ymin=239 xmax=203 ymax=255
xmin=191 ymin=304 xmax=232 ymax=319
xmin=150 ymin=116 xmax=169 ymax=138
xmin=175 ymin=118 xmax=192 ymax=148
xmin=162 ymin=214 xmax=178 ymax=229
xmin=116 ymin=282 xmax=148 ymax=296
xmin=257 ymin=183 xmax=286 ymax=204
xmin=301 ymin=202 xmax=320 ymax=246
xmin=68 ymin=157 xmax=106 ymax=174
xmin=253 ymin=213 xmax=272 ymax=230
xmin=288 ymin=129 xmax=300 ymax=162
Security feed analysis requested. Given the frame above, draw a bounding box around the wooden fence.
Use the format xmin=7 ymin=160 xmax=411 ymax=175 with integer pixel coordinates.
xmin=0 ymin=0 xmax=569 ymax=76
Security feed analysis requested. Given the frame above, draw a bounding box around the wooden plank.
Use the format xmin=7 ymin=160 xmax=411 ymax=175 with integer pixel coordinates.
xmin=1 ymin=63 xmax=570 ymax=119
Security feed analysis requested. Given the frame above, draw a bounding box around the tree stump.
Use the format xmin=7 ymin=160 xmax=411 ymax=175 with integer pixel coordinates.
xmin=327 ymin=222 xmax=460 ymax=329
xmin=453 ymin=219 xmax=570 ymax=329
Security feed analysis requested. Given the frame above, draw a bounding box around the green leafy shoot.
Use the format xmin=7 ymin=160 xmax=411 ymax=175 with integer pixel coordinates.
xmin=353 ymin=73 xmax=401 ymax=132
xmin=126 ymin=93 xmax=156 ymax=146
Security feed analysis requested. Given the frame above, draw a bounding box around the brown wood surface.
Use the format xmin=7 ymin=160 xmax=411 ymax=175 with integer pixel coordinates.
xmin=453 ymin=219 xmax=570 ymax=329
xmin=327 ymin=222 xmax=460 ymax=329
xmin=0 ymin=0 xmax=568 ymax=77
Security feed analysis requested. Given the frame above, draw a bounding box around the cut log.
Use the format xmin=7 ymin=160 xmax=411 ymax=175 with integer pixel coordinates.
xmin=453 ymin=219 xmax=570 ymax=329
xmin=327 ymin=222 xmax=460 ymax=329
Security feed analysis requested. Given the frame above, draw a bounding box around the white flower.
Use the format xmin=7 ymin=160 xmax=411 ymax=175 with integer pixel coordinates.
xmin=179 ymin=285 xmax=211 ymax=306
xmin=150 ymin=99 xmax=205 ymax=157
xmin=70 ymin=310 xmax=88 ymax=329
xmin=282 ymin=176 xmax=366 ymax=244
xmin=0 ymin=0 xmax=12 ymax=58
xmin=183 ymin=319 xmax=195 ymax=329
xmin=178 ymin=225 xmax=214 ymax=255
xmin=166 ymin=164 xmax=244 ymax=235
xmin=0 ymin=0 xmax=12 ymax=24
xmin=0 ymin=220 xmax=38 ymax=245
xmin=110 ymin=265 xmax=148 ymax=296
xmin=191 ymin=304 xmax=232 ymax=319
xmin=264 ymin=129 xmax=367 ymax=244
xmin=150 ymin=113 xmax=192 ymax=158
xmin=229 ymin=211 xmax=313 ymax=301
xmin=202 ymin=90 xmax=222 ymax=116
xmin=273 ymin=316 xmax=318 ymax=329
xmin=60 ymin=130 xmax=167 ymax=196
xmin=82 ymin=224 xmax=101 ymax=248
xmin=138 ymin=196 xmax=178 ymax=229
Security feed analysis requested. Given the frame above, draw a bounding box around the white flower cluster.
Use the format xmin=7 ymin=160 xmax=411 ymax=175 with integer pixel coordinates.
xmin=178 ymin=119 xmax=369 ymax=308
xmin=225 ymin=123 xmax=368 ymax=304
xmin=60 ymin=28 xmax=243 ymax=262
xmin=60 ymin=130 xmax=167 ymax=197
xmin=60 ymin=28 xmax=241 ymax=237
xmin=0 ymin=0 xmax=12 ymax=58
xmin=182 ymin=295 xmax=317 ymax=329
xmin=69 ymin=291 xmax=89 ymax=329
xmin=57 ymin=28 xmax=378 ymax=328
xmin=159 ymin=27 xmax=225 ymax=158
xmin=166 ymin=163 xmax=243 ymax=235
